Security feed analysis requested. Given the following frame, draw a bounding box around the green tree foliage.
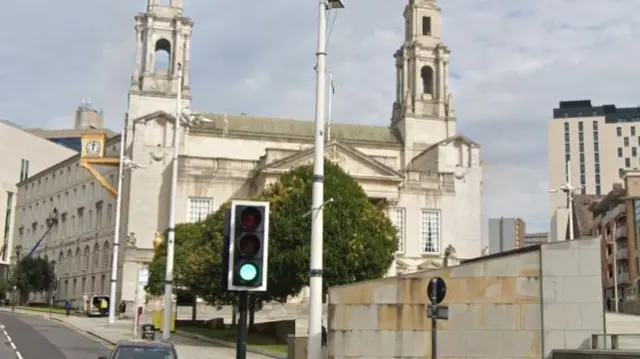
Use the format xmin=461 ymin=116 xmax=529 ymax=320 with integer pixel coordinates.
xmin=145 ymin=222 xmax=215 ymax=298
xmin=13 ymin=257 xmax=55 ymax=295
xmin=198 ymin=159 xmax=399 ymax=303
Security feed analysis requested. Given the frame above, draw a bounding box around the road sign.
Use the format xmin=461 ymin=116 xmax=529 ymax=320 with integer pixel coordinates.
xmin=138 ymin=268 xmax=149 ymax=286
xmin=427 ymin=277 xmax=447 ymax=304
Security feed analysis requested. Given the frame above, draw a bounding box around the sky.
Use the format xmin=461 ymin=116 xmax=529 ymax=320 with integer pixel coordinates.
xmin=3 ymin=0 xmax=640 ymax=235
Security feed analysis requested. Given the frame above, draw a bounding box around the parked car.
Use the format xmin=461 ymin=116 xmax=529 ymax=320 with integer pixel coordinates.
xmin=98 ymin=339 xmax=177 ymax=359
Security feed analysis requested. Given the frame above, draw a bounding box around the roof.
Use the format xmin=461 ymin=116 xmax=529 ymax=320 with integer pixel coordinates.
xmin=193 ymin=112 xmax=403 ymax=146
xmin=116 ymin=339 xmax=175 ymax=349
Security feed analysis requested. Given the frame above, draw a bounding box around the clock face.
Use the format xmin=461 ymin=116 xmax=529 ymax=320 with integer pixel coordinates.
xmin=86 ymin=141 xmax=102 ymax=156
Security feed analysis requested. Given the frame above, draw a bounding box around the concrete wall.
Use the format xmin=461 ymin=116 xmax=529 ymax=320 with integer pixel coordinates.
xmin=326 ymin=237 xmax=604 ymax=359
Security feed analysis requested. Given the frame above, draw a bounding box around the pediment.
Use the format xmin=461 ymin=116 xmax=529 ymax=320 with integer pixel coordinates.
xmin=131 ymin=110 xmax=176 ymax=125
xmin=260 ymin=140 xmax=402 ymax=180
xmin=417 ymin=260 xmax=442 ymax=270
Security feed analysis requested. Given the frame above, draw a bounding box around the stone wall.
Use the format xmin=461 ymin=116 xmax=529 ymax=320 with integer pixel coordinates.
xmin=326 ymin=237 xmax=604 ymax=359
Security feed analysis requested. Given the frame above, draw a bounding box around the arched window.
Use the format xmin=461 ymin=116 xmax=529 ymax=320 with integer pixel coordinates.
xmin=84 ymin=245 xmax=90 ymax=271
xmin=93 ymin=243 xmax=100 ymax=268
xmin=75 ymin=247 xmax=81 ymax=272
xmin=58 ymin=251 xmax=64 ymax=274
xmin=154 ymin=38 xmax=172 ymax=72
xmin=67 ymin=249 xmax=72 ymax=273
xmin=421 ymin=66 xmax=434 ymax=95
xmin=103 ymin=241 xmax=110 ymax=269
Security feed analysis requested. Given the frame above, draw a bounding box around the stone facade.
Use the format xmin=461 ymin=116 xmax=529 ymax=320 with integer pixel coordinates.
xmin=11 ymin=0 xmax=484 ymax=306
xmin=326 ymin=237 xmax=604 ymax=359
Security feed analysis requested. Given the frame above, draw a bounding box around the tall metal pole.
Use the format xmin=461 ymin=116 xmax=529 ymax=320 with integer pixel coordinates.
xmin=567 ymin=160 xmax=574 ymax=240
xmin=162 ymin=63 xmax=183 ymax=340
xmin=108 ymin=125 xmax=126 ymax=324
xmin=613 ymin=221 xmax=619 ymax=312
xmin=308 ymin=2 xmax=328 ymax=359
xmin=326 ymin=72 xmax=333 ymax=142
xmin=236 ymin=292 xmax=249 ymax=359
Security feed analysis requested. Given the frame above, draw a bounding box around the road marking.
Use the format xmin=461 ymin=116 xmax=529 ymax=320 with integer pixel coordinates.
xmin=1 ymin=323 xmax=24 ymax=359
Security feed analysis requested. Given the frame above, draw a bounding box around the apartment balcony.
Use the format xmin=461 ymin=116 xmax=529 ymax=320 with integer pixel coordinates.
xmin=616 ymin=226 xmax=628 ymax=240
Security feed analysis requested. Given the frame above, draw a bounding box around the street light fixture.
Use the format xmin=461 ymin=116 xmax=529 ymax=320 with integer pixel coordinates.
xmin=307 ymin=1 xmax=344 ymax=359
xmin=162 ymin=63 xmax=211 ymax=340
xmin=549 ymin=160 xmax=581 ymax=241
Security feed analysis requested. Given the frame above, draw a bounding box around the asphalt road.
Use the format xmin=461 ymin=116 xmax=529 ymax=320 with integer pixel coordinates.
xmin=0 ymin=311 xmax=111 ymax=359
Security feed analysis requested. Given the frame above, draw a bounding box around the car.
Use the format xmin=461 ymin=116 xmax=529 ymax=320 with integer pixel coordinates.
xmin=97 ymin=339 xmax=178 ymax=359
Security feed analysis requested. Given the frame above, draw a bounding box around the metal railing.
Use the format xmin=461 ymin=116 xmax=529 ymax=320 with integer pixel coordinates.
xmin=592 ymin=334 xmax=640 ymax=350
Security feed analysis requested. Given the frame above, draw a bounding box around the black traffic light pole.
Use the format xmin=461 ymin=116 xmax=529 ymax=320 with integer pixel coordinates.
xmin=430 ymin=282 xmax=437 ymax=359
xmin=427 ymin=277 xmax=449 ymax=359
xmin=236 ymin=291 xmax=249 ymax=359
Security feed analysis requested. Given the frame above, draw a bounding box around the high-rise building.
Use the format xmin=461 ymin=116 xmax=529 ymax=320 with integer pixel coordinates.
xmin=488 ymin=217 xmax=525 ymax=254
xmin=548 ymin=100 xmax=640 ymax=218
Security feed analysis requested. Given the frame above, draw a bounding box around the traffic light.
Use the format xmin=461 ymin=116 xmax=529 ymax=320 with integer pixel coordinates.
xmin=227 ymin=200 xmax=270 ymax=292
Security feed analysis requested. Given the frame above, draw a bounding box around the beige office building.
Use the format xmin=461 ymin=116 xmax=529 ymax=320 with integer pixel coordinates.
xmin=548 ymin=100 xmax=640 ymax=220
xmin=0 ymin=120 xmax=76 ymax=276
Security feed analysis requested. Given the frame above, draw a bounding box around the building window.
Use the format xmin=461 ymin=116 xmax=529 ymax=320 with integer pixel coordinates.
xmin=619 ymin=148 xmax=623 ymax=158
xmin=106 ymin=204 xmax=113 ymax=226
xmin=96 ymin=202 xmax=103 ymax=229
xmin=390 ymin=208 xmax=406 ymax=253
xmin=625 ymin=137 xmax=630 ymax=146
xmin=187 ymin=197 xmax=213 ymax=223
xmin=633 ymin=126 xmax=637 ymax=136
xmin=421 ymin=16 xmax=431 ymax=36
xmin=420 ymin=209 xmax=440 ymax=254
xmin=633 ymin=148 xmax=637 ymax=157
xmin=19 ymin=159 xmax=29 ymax=182
xmin=626 ymin=158 xmax=631 ymax=167
xmin=618 ymin=127 xmax=622 ymax=136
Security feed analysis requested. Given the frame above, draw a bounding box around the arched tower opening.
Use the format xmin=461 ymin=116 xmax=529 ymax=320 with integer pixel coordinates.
xmin=421 ymin=66 xmax=434 ymax=95
xmin=154 ymin=38 xmax=172 ymax=73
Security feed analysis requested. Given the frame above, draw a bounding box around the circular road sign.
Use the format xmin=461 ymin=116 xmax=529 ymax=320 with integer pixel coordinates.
xmin=427 ymin=277 xmax=447 ymax=304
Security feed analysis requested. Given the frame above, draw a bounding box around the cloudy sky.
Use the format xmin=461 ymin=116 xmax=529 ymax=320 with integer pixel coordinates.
xmin=3 ymin=0 xmax=640 ymax=235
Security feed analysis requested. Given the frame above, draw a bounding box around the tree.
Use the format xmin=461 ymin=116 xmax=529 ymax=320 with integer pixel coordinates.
xmin=199 ymin=159 xmax=399 ymax=304
xmin=13 ymin=257 xmax=55 ymax=302
xmin=146 ymin=221 xmax=213 ymax=296
xmin=146 ymin=221 xmax=217 ymax=321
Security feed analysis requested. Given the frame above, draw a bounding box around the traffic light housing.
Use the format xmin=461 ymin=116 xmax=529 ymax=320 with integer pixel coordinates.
xmin=227 ymin=200 xmax=270 ymax=292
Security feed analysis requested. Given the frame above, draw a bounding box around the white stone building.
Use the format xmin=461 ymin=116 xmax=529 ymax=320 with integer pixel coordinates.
xmin=12 ymin=0 xmax=482 ymax=305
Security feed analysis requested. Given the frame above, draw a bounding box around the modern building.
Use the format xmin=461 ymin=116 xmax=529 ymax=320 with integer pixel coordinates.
xmin=548 ymin=100 xmax=640 ymax=218
xmin=0 ymin=120 xmax=76 ymax=278
xmin=12 ymin=0 xmax=483 ymax=306
xmin=522 ymin=232 xmax=549 ymax=247
xmin=487 ymin=217 xmax=525 ymax=254
xmin=590 ymin=173 xmax=640 ymax=302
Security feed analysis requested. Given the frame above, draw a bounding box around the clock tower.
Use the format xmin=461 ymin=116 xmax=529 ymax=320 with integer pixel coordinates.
xmin=127 ymin=0 xmax=193 ymax=120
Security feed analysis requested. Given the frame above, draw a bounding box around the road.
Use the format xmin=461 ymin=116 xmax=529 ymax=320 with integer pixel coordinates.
xmin=0 ymin=311 xmax=111 ymax=359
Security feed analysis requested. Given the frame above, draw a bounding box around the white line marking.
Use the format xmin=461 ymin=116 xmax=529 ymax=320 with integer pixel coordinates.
xmin=0 ymin=322 xmax=23 ymax=359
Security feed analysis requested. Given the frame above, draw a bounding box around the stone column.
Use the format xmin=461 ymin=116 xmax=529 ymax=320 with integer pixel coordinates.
xmin=438 ymin=55 xmax=445 ymax=101
xmin=133 ymin=27 xmax=144 ymax=80
xmin=182 ymin=32 xmax=191 ymax=89
xmin=145 ymin=18 xmax=154 ymax=73
xmin=396 ymin=64 xmax=402 ymax=102
xmin=443 ymin=60 xmax=449 ymax=97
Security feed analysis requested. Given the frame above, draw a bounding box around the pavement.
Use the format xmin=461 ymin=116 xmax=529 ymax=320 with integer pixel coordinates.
xmin=0 ymin=308 xmax=280 ymax=359
xmin=0 ymin=309 xmax=110 ymax=359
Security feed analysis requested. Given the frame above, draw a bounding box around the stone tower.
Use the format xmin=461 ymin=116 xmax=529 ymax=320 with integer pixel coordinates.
xmin=391 ymin=0 xmax=456 ymax=163
xmin=127 ymin=0 xmax=193 ymax=120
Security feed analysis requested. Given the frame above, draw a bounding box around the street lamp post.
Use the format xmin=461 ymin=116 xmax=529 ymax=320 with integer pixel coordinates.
xmin=162 ymin=63 xmax=210 ymax=340
xmin=549 ymin=160 xmax=581 ymax=240
xmin=12 ymin=245 xmax=22 ymax=311
xmin=308 ymin=1 xmax=343 ymax=359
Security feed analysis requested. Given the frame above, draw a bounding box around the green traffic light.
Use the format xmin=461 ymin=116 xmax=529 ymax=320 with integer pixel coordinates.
xmin=238 ymin=262 xmax=259 ymax=282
